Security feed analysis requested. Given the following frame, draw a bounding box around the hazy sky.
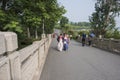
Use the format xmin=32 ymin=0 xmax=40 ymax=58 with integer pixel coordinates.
xmin=58 ymin=0 xmax=120 ymax=28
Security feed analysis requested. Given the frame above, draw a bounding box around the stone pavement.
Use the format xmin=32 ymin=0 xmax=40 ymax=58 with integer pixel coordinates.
xmin=40 ymin=39 xmax=120 ymax=80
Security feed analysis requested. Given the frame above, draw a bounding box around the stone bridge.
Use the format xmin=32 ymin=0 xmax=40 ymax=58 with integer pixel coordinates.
xmin=0 ymin=32 xmax=120 ymax=80
xmin=0 ymin=32 xmax=52 ymax=80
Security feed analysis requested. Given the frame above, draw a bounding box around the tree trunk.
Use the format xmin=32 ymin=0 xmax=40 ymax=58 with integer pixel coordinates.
xmin=27 ymin=27 xmax=30 ymax=38
xmin=35 ymin=27 xmax=38 ymax=39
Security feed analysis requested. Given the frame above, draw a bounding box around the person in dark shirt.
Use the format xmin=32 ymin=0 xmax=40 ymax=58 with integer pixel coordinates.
xmin=88 ymin=35 xmax=92 ymax=46
xmin=82 ymin=33 xmax=86 ymax=46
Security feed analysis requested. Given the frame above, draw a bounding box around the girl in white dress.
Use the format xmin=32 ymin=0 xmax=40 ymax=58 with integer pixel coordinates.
xmin=57 ymin=34 xmax=63 ymax=51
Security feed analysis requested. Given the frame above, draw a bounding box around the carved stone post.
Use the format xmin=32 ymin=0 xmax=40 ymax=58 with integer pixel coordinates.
xmin=0 ymin=32 xmax=21 ymax=80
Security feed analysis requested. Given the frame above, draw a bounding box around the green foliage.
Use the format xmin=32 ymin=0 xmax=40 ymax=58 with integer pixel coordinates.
xmin=113 ymin=30 xmax=120 ymax=39
xmin=105 ymin=28 xmax=120 ymax=39
xmin=59 ymin=16 xmax=69 ymax=33
xmin=60 ymin=16 xmax=69 ymax=28
xmin=0 ymin=9 xmax=7 ymax=30
xmin=0 ymin=9 xmax=6 ymax=21
xmin=62 ymin=24 xmax=71 ymax=33
xmin=78 ymin=31 xmax=89 ymax=36
xmin=0 ymin=0 xmax=66 ymax=34
xmin=89 ymin=0 xmax=120 ymax=37
xmin=70 ymin=22 xmax=90 ymax=27
xmin=55 ymin=23 xmax=61 ymax=29
xmin=0 ymin=0 xmax=66 ymax=48
xmin=67 ymin=30 xmax=78 ymax=39
xmin=18 ymin=37 xmax=41 ymax=49
xmin=69 ymin=21 xmax=90 ymax=30
xmin=4 ymin=21 xmax=23 ymax=33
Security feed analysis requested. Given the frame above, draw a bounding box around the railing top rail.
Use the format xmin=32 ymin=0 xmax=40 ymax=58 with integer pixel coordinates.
xmin=19 ymin=38 xmax=48 ymax=63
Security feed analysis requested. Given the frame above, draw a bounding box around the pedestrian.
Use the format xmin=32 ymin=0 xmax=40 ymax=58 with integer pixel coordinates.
xmin=82 ymin=33 xmax=86 ymax=46
xmin=88 ymin=35 xmax=92 ymax=46
xmin=57 ymin=34 xmax=63 ymax=51
xmin=63 ymin=33 xmax=69 ymax=51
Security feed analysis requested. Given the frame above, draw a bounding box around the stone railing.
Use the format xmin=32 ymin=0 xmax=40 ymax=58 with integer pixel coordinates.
xmin=0 ymin=32 xmax=52 ymax=80
xmin=77 ymin=37 xmax=120 ymax=53
xmin=92 ymin=38 xmax=120 ymax=53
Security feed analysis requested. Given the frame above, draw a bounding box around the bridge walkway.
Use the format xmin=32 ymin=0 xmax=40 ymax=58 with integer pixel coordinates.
xmin=40 ymin=38 xmax=120 ymax=80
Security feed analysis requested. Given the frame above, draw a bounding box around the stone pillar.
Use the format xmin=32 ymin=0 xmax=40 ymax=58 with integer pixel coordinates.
xmin=0 ymin=33 xmax=11 ymax=80
xmin=0 ymin=32 xmax=21 ymax=80
xmin=108 ymin=38 xmax=113 ymax=52
xmin=9 ymin=51 xmax=21 ymax=80
xmin=47 ymin=34 xmax=51 ymax=46
xmin=0 ymin=34 xmax=6 ymax=55
xmin=41 ymin=33 xmax=46 ymax=39
xmin=0 ymin=32 xmax=18 ymax=52
xmin=99 ymin=35 xmax=102 ymax=39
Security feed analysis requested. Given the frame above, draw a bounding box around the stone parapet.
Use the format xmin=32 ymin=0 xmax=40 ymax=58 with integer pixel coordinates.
xmin=8 ymin=51 xmax=21 ymax=80
xmin=0 ymin=57 xmax=11 ymax=80
xmin=0 ymin=32 xmax=52 ymax=80
xmin=0 ymin=34 xmax=6 ymax=55
xmin=0 ymin=32 xmax=18 ymax=52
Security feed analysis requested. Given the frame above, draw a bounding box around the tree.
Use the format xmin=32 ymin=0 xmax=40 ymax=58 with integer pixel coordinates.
xmin=44 ymin=0 xmax=66 ymax=33
xmin=0 ymin=9 xmax=7 ymax=30
xmin=89 ymin=0 xmax=120 ymax=37
xmin=0 ymin=0 xmax=66 ymax=38
xmin=4 ymin=21 xmax=23 ymax=33
xmin=60 ymin=16 xmax=69 ymax=32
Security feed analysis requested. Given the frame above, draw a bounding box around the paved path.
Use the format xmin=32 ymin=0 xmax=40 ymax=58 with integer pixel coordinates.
xmin=40 ymin=38 xmax=120 ymax=80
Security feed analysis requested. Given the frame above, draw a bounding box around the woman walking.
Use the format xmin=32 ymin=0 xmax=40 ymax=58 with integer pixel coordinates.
xmin=63 ymin=34 xmax=69 ymax=51
xmin=57 ymin=34 xmax=63 ymax=51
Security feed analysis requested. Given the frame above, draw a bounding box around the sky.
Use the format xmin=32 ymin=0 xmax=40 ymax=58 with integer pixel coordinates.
xmin=57 ymin=0 xmax=120 ymax=28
